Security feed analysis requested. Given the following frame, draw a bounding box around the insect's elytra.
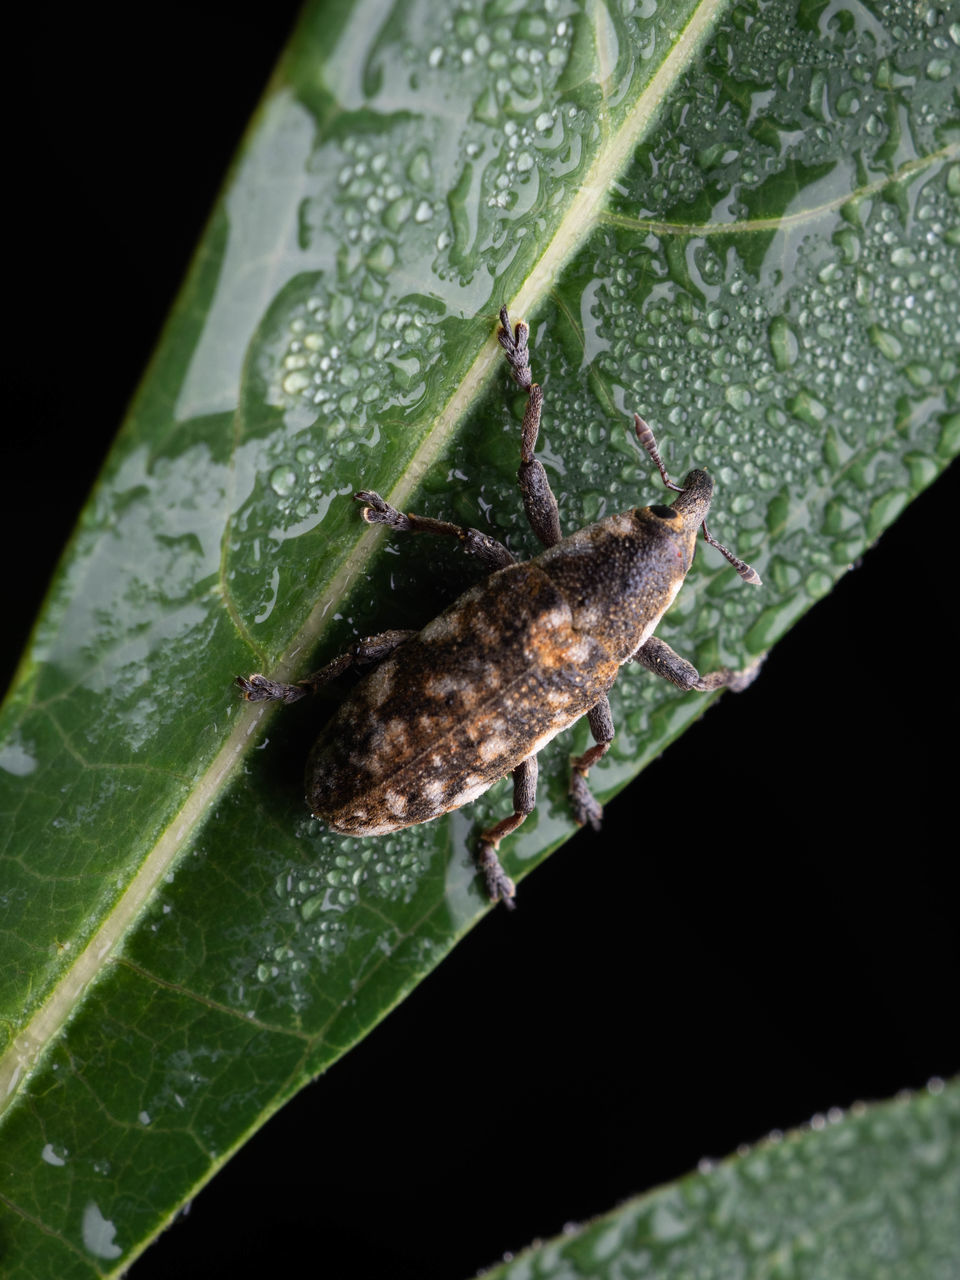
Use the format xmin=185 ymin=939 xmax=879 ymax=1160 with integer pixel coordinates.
xmin=237 ymin=307 xmax=762 ymax=907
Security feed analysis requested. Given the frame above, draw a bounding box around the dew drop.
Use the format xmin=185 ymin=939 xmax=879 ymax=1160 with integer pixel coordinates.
xmin=383 ymin=196 xmax=413 ymax=231
xmin=869 ymin=325 xmax=903 ymax=362
xmin=725 ymin=384 xmax=752 ymax=411
xmin=834 ymin=227 xmax=861 ymax=263
xmin=301 ymin=892 xmax=326 ymax=922
xmin=804 ymin=570 xmax=832 ymax=599
xmin=269 ymin=465 xmax=297 ymax=497
xmin=925 ymin=57 xmax=952 ymax=80
xmin=890 ymin=246 xmax=916 ymax=268
xmin=282 ymin=370 xmax=311 ymax=395
xmin=768 ymin=316 xmax=799 ymax=371
xmin=788 ymin=390 xmax=828 ymax=428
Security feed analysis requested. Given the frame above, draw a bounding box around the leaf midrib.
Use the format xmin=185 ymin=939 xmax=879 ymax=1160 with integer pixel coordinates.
xmin=0 ymin=0 xmax=726 ymax=1115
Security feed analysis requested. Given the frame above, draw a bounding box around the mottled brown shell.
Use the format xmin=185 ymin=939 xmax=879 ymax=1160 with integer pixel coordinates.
xmin=306 ymin=505 xmax=699 ymax=834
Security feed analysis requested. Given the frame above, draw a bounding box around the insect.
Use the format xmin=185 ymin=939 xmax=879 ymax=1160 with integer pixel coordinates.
xmin=237 ymin=307 xmax=762 ymax=907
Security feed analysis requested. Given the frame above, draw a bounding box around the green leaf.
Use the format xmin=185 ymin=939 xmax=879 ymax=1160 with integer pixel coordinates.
xmin=481 ymin=1083 xmax=960 ymax=1280
xmin=1 ymin=1 xmax=957 ymax=1275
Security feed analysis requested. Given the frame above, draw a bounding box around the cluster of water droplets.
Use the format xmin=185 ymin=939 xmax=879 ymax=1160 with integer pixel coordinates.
xmin=592 ymin=154 xmax=955 ymax=654
xmin=250 ymin=0 xmax=687 ymax=558
xmin=425 ymin=5 xmax=571 ymax=92
xmin=412 ymin=1 xmax=593 ymax=285
xmin=255 ymin=1 xmax=581 ymax=534
xmin=211 ymin=824 xmax=434 ymax=1015
xmin=491 ymin=1078 xmax=956 ymax=1279
xmin=571 ymin=0 xmax=959 ymax=678
xmin=138 ymin=824 xmax=440 ymax=1024
xmin=623 ymin=1 xmax=956 ymax=218
xmin=258 ymin=282 xmax=442 ymax=532
xmin=243 ymin=3 xmax=582 ymax=552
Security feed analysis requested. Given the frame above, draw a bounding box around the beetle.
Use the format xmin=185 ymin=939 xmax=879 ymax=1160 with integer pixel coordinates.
xmin=237 ymin=307 xmax=762 ymax=907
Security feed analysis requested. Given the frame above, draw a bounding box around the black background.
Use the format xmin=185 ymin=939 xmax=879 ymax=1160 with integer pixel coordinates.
xmin=8 ymin=9 xmax=958 ymax=1278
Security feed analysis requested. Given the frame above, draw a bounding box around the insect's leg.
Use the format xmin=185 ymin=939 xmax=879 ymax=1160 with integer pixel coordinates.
xmin=695 ymin=655 xmax=765 ymax=693
xmin=498 ymin=307 xmax=562 ymax=548
xmin=633 ymin=636 xmax=764 ymax=693
xmin=569 ymin=695 xmax=614 ymax=830
xmin=236 ymin=629 xmax=416 ymax=704
xmin=476 ymin=755 xmax=538 ymax=908
xmin=354 ymin=492 xmax=515 ymax=571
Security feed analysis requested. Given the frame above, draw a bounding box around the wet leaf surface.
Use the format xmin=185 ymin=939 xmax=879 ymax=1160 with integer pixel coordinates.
xmin=484 ymin=1084 xmax=960 ymax=1280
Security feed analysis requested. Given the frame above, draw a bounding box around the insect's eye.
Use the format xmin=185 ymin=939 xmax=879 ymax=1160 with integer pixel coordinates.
xmin=650 ymin=504 xmax=678 ymax=520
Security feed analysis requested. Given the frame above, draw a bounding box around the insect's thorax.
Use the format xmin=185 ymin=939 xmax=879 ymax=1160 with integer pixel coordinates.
xmin=536 ymin=509 xmax=698 ymax=663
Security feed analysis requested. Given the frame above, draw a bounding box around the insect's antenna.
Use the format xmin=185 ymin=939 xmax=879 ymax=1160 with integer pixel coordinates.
xmin=633 ymin=413 xmax=762 ymax=586
xmin=701 ymin=520 xmax=763 ymax=585
xmin=633 ymin=414 xmax=683 ymax=493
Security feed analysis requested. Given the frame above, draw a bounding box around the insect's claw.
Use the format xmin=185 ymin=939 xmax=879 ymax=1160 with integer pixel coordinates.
xmin=477 ymin=843 xmax=516 ymax=907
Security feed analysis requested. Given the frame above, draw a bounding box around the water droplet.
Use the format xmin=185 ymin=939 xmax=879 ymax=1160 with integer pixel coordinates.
xmin=282 ymin=370 xmax=311 ymax=395
xmin=904 ymin=363 xmax=933 ymax=389
xmin=890 ymin=246 xmax=916 ymax=268
xmin=869 ymin=325 xmax=902 ymax=362
xmin=383 ymin=196 xmax=413 ymax=231
xmin=366 ymin=240 xmax=396 ymax=274
xmin=834 ymin=227 xmax=861 ymax=264
xmin=788 ymin=390 xmax=828 ymax=428
xmin=804 ymin=570 xmax=832 ymax=599
xmin=269 ymin=465 xmax=297 ymax=497
xmin=301 ymin=892 xmax=326 ymax=922
xmin=867 ymin=489 xmax=909 ymax=538
xmin=768 ymin=316 xmax=799 ymax=371
xmin=725 ymin=384 xmax=751 ymax=411
xmin=82 ymin=1203 xmax=122 ymax=1261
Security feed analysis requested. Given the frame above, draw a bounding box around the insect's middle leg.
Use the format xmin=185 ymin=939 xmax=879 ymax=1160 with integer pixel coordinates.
xmin=569 ymin=695 xmax=614 ymax=830
xmin=355 ymin=492 xmax=515 ymax=571
xmin=475 ymin=755 xmax=539 ymax=909
xmin=236 ymin=629 xmax=416 ymax=703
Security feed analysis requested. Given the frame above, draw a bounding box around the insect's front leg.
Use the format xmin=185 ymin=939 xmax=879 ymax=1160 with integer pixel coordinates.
xmin=476 ymin=755 xmax=540 ymax=908
xmin=569 ymin=695 xmax=614 ymax=830
xmin=355 ymin=492 xmax=515 ymax=571
xmin=236 ymin=629 xmax=416 ymax=703
xmin=634 ymin=636 xmax=764 ymax=693
xmin=498 ymin=307 xmax=562 ymax=549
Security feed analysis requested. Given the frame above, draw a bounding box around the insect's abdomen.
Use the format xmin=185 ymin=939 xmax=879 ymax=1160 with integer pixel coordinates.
xmin=306 ymin=562 xmax=619 ymax=834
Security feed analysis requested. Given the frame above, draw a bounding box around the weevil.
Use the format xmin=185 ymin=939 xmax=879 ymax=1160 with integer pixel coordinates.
xmin=237 ymin=307 xmax=762 ymax=907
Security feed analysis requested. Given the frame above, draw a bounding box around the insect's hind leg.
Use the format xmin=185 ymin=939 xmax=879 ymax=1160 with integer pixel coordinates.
xmin=569 ymin=695 xmax=614 ymax=830
xmin=498 ymin=307 xmax=562 ymax=549
xmin=633 ymin=637 xmax=764 ymax=694
xmin=236 ymin=629 xmax=416 ymax=704
xmin=355 ymin=492 xmax=515 ymax=571
xmin=476 ymin=755 xmax=539 ymax=909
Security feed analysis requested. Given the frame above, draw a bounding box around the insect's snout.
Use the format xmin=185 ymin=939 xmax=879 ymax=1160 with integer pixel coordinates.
xmin=671 ymin=469 xmax=714 ymax=527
